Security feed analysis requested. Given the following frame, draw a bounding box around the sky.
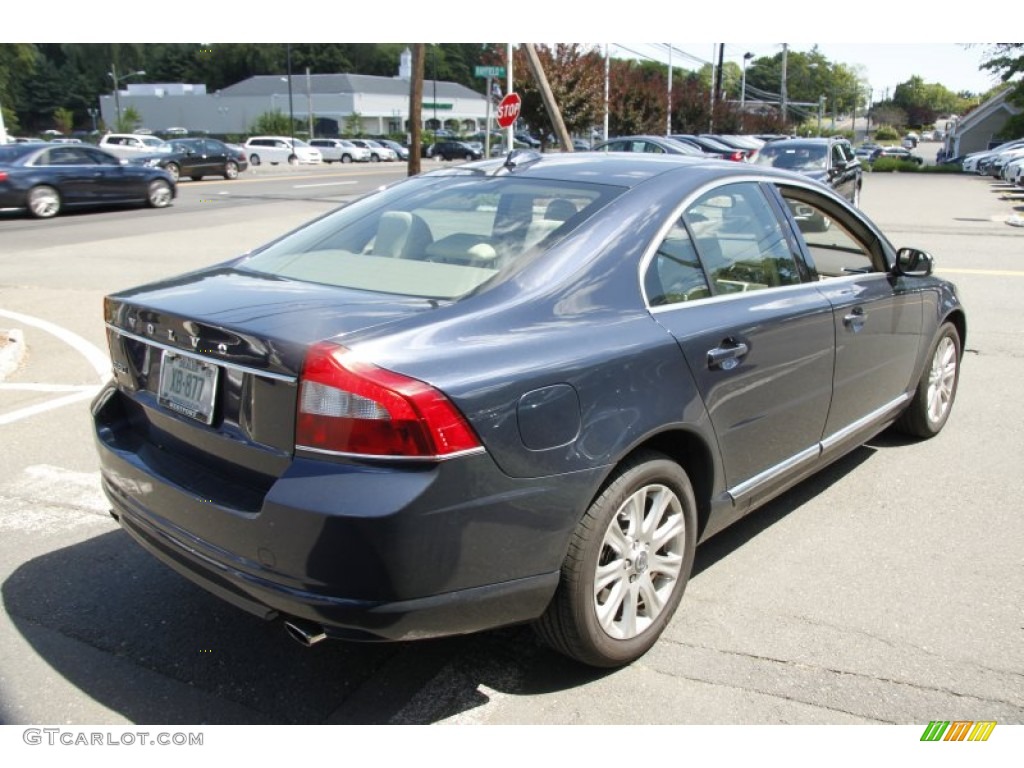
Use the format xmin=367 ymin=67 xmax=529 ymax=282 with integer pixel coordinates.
xmin=3 ymin=1 xmax=1017 ymax=101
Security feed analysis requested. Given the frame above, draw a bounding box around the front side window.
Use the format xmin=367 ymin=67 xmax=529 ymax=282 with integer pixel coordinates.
xmin=778 ymin=188 xmax=878 ymax=277
xmin=240 ymin=175 xmax=622 ymax=300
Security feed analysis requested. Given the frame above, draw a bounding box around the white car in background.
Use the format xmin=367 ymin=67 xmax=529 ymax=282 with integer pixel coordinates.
xmin=308 ymin=138 xmax=370 ymax=163
xmin=99 ymin=133 xmax=171 ymax=160
xmin=349 ymin=139 xmax=397 ymax=162
xmin=1002 ymin=155 xmax=1024 ymax=187
xmin=243 ymin=136 xmax=322 ymax=166
xmin=961 ymin=138 xmax=1024 ymax=174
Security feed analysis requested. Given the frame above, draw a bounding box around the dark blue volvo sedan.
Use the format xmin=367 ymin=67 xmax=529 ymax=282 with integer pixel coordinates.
xmin=92 ymin=151 xmax=964 ymax=667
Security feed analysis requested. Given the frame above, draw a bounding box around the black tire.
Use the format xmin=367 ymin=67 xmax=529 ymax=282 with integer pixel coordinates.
xmin=465 ymin=153 xmax=473 ymax=161
xmin=895 ymin=322 xmax=961 ymax=438
xmin=341 ymin=154 xmax=353 ymax=164
xmin=146 ymin=179 xmax=173 ymax=209
xmin=190 ymin=175 xmax=202 ymax=182
xmin=164 ymin=162 xmax=180 ymax=183
xmin=288 ymin=154 xmax=298 ymax=166
xmin=370 ymin=154 xmax=380 ymax=163
xmin=534 ymin=450 xmax=697 ymax=667
xmin=224 ymin=161 xmax=239 ymax=180
xmin=27 ymin=185 xmax=61 ymax=218
xmin=250 ymin=154 xmax=261 ymax=166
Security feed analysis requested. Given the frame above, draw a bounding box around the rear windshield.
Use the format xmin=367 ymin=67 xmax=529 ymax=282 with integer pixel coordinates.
xmin=755 ymin=143 xmax=828 ymax=171
xmin=0 ymin=144 xmax=42 ymax=162
xmin=239 ymin=173 xmax=621 ymax=300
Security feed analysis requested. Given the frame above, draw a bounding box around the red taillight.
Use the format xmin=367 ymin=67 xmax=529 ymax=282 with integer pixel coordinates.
xmin=0 ymin=171 xmax=8 ymax=182
xmin=727 ymin=151 xmax=745 ymax=162
xmin=296 ymin=342 xmax=481 ymax=458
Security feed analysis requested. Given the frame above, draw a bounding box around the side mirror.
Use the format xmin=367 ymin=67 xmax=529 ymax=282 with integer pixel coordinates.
xmin=894 ymin=247 xmax=933 ymax=277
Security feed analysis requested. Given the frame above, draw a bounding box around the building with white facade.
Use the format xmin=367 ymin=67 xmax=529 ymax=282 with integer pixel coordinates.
xmin=98 ymin=48 xmax=491 ymax=138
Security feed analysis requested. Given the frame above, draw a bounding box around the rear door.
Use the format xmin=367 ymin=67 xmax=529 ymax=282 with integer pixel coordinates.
xmin=645 ymin=180 xmax=835 ymax=505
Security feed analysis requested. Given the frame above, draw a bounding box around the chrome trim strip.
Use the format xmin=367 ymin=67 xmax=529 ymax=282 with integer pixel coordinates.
xmin=820 ymin=394 xmax=909 ymax=451
xmin=295 ymin=444 xmax=487 ymax=463
xmin=107 ymin=324 xmax=297 ymax=383
xmin=727 ymin=444 xmax=821 ymax=502
xmin=727 ymin=393 xmax=911 ymax=502
xmin=648 ymin=278 xmax=813 ymax=313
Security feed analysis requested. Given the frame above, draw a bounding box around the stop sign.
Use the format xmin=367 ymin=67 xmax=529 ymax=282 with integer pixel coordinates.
xmin=496 ymin=93 xmax=521 ymax=129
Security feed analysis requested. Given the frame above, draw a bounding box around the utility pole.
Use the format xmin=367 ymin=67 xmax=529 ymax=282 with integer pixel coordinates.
xmin=709 ymin=44 xmax=716 ymax=132
xmin=408 ymin=44 xmax=424 ymax=176
xmin=523 ymin=43 xmax=572 ymax=152
xmin=506 ymin=44 xmax=514 ymax=149
xmin=780 ymin=43 xmax=788 ymax=126
xmin=666 ymin=44 xmax=673 ymax=137
xmin=715 ymin=43 xmax=725 ymax=105
xmin=286 ymin=44 xmax=295 ymax=144
xmin=306 ymin=67 xmax=314 ymax=139
xmin=603 ymin=43 xmax=610 ymax=141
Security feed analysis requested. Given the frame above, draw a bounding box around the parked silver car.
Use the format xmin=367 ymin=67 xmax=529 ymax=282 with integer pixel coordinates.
xmin=308 ymin=138 xmax=371 ymax=164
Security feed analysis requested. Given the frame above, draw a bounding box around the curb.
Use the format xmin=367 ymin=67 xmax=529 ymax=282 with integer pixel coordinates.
xmin=0 ymin=328 xmax=26 ymax=381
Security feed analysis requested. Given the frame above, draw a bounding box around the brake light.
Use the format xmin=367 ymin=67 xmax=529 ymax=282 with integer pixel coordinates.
xmin=727 ymin=151 xmax=745 ymax=162
xmin=296 ymin=342 xmax=481 ymax=458
xmin=0 ymin=171 xmax=7 ymax=182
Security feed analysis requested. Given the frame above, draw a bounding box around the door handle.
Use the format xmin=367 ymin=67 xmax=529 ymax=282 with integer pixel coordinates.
xmin=843 ymin=306 xmax=867 ymax=331
xmin=707 ymin=340 xmax=749 ymax=370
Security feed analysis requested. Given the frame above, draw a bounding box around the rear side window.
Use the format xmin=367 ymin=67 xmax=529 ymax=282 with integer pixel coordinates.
xmin=240 ymin=175 xmax=621 ymax=300
xmin=684 ymin=182 xmax=803 ymax=293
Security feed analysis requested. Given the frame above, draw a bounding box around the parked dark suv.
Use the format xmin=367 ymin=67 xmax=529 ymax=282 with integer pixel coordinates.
xmin=754 ymin=137 xmax=863 ymax=210
xmin=431 ymin=141 xmax=484 ymax=161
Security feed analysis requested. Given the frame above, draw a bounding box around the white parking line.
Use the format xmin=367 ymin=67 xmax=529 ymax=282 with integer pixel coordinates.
xmin=0 ymin=383 xmax=100 ymax=392
xmin=0 ymin=309 xmax=110 ymax=426
xmin=293 ymin=181 xmax=359 ymax=189
xmin=0 ymin=308 xmax=110 ymax=381
xmin=0 ymin=387 xmax=102 ymax=426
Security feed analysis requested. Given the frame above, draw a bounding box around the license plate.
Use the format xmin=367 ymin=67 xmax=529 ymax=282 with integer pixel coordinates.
xmin=157 ymin=351 xmax=218 ymax=425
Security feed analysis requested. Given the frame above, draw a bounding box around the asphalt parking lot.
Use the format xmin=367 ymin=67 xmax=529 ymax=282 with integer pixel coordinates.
xmin=0 ymin=166 xmax=1021 ymax=735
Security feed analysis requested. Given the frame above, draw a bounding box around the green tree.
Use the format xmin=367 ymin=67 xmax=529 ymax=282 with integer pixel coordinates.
xmin=343 ymin=112 xmax=364 ymax=136
xmin=509 ymin=44 xmax=604 ymax=147
xmin=746 ymin=47 xmax=867 ymax=121
xmin=609 ymin=58 xmax=666 ymax=136
xmin=892 ymin=76 xmax=968 ymax=127
xmin=251 ymin=110 xmax=293 ymax=135
xmin=0 ymin=44 xmax=38 ymax=135
xmin=116 ymin=106 xmax=142 ymax=133
xmin=53 ymin=107 xmax=74 ymax=135
xmin=506 ymin=44 xmax=598 ymax=144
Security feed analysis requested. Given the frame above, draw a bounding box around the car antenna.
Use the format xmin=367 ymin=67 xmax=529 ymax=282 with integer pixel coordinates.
xmin=503 ymin=149 xmax=542 ymax=172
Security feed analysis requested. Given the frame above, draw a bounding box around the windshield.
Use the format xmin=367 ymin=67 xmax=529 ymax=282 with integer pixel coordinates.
xmin=755 ymin=143 xmax=828 ymax=171
xmin=240 ymin=174 xmax=621 ymax=300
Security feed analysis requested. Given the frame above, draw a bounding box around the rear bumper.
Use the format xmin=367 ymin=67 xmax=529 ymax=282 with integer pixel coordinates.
xmin=106 ymin=477 xmax=558 ymax=641
xmin=93 ymin=384 xmax=597 ymax=641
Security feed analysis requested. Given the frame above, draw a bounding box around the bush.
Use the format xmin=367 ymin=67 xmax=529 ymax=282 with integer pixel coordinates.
xmin=874 ymin=125 xmax=900 ymax=141
xmin=868 ymin=158 xmax=964 ymax=173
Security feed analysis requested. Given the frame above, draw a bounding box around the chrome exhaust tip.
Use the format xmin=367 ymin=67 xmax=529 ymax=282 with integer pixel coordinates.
xmin=284 ymin=618 xmax=328 ymax=647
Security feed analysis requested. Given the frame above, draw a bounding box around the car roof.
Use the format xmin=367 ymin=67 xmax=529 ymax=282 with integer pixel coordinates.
xmin=424 ymin=151 xmax=769 ymax=189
